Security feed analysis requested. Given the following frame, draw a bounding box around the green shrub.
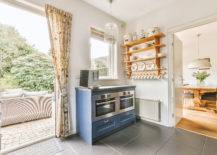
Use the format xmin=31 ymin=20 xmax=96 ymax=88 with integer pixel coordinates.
xmin=0 ymin=23 xmax=54 ymax=92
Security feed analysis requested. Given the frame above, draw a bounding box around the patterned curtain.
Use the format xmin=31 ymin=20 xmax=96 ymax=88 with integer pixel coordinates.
xmin=45 ymin=4 xmax=72 ymax=138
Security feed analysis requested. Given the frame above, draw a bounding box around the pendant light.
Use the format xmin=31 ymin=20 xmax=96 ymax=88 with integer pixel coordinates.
xmin=188 ymin=33 xmax=211 ymax=70
xmin=104 ymin=0 xmax=118 ymax=43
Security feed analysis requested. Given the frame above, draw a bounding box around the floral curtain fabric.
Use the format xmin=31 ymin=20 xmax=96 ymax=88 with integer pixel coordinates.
xmin=45 ymin=4 xmax=72 ymax=138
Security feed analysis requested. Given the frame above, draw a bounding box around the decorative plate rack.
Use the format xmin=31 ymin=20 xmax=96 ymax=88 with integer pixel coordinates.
xmin=122 ymin=32 xmax=166 ymax=79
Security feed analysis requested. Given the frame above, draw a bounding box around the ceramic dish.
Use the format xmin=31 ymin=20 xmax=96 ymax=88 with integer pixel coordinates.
xmin=131 ymin=63 xmax=138 ymax=72
xmin=137 ymin=62 xmax=146 ymax=71
xmin=146 ymin=63 xmax=155 ymax=70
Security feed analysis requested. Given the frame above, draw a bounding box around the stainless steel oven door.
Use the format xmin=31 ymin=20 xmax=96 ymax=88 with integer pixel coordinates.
xmin=119 ymin=91 xmax=135 ymax=112
xmin=93 ymin=93 xmax=119 ymax=121
xmin=96 ymin=100 xmax=116 ymax=117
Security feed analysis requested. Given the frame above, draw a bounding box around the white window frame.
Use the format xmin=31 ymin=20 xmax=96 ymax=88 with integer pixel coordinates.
xmin=3 ymin=0 xmax=44 ymax=16
xmin=90 ymin=27 xmax=117 ymax=80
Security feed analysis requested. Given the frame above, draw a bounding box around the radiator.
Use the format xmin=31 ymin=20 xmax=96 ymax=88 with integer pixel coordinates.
xmin=135 ymin=98 xmax=161 ymax=122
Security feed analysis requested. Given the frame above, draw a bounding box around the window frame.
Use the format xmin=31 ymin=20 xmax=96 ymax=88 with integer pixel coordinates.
xmin=90 ymin=27 xmax=117 ymax=80
xmin=3 ymin=0 xmax=44 ymax=16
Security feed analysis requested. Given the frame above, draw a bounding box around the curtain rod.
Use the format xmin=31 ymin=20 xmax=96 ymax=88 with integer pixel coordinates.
xmin=1 ymin=0 xmax=45 ymax=16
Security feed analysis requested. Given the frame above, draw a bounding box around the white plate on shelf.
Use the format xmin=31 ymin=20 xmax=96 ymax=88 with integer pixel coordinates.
xmin=146 ymin=63 xmax=155 ymax=70
xmin=131 ymin=63 xmax=138 ymax=72
xmin=137 ymin=62 xmax=146 ymax=71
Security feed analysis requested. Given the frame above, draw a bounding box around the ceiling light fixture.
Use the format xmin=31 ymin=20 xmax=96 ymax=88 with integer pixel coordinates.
xmin=104 ymin=0 xmax=118 ymax=43
xmin=188 ymin=33 xmax=211 ymax=70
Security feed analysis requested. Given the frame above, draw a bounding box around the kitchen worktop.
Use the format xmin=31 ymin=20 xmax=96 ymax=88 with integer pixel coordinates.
xmin=76 ymin=85 xmax=136 ymax=92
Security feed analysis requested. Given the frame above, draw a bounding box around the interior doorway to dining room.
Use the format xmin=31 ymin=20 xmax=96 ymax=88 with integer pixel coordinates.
xmin=173 ymin=20 xmax=217 ymax=139
xmin=0 ymin=1 xmax=56 ymax=153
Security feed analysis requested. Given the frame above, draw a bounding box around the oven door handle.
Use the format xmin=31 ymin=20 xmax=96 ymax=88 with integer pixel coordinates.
xmin=120 ymin=97 xmax=134 ymax=101
xmin=120 ymin=94 xmax=134 ymax=97
xmin=96 ymin=100 xmax=116 ymax=106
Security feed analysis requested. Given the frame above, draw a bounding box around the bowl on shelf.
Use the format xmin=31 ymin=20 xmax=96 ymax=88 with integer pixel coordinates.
xmin=146 ymin=40 xmax=155 ymax=47
xmin=132 ymin=46 xmax=139 ymax=50
xmin=138 ymin=29 xmax=148 ymax=39
xmin=147 ymin=27 xmax=160 ymax=37
xmin=131 ymin=55 xmax=139 ymax=61
xmin=123 ymin=34 xmax=132 ymax=45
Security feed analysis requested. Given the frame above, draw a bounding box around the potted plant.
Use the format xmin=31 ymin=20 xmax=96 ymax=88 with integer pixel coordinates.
xmin=192 ymin=71 xmax=210 ymax=85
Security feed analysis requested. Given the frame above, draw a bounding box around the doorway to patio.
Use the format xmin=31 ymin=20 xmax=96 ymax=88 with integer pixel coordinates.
xmin=0 ymin=2 xmax=55 ymax=153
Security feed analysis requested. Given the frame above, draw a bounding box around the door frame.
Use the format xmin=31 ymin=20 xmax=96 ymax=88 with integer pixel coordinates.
xmin=0 ymin=1 xmax=57 ymax=154
xmin=167 ymin=13 xmax=217 ymax=127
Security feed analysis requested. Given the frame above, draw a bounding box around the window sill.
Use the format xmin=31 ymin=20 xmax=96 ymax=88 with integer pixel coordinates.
xmin=99 ymin=77 xmax=118 ymax=81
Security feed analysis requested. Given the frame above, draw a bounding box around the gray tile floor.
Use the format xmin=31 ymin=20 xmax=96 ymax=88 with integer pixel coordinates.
xmin=7 ymin=121 xmax=217 ymax=155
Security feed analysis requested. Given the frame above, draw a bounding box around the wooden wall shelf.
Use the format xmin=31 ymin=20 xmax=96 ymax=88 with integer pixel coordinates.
xmin=124 ymin=32 xmax=165 ymax=47
xmin=122 ymin=32 xmax=166 ymax=79
xmin=124 ymin=55 xmax=166 ymax=63
xmin=123 ymin=44 xmax=165 ymax=55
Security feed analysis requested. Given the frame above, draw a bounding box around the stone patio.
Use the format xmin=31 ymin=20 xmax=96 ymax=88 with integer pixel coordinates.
xmin=1 ymin=116 xmax=55 ymax=152
xmin=0 ymin=91 xmax=56 ymax=152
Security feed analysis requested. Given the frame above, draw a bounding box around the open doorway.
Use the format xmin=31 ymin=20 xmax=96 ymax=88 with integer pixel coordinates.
xmin=0 ymin=2 xmax=55 ymax=152
xmin=173 ymin=21 xmax=217 ymax=139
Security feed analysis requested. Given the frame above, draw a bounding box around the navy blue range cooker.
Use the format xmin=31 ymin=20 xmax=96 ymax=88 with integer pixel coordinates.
xmin=76 ymin=85 xmax=136 ymax=144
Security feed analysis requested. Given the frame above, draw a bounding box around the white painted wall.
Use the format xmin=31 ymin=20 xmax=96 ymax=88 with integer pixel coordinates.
xmin=182 ymin=35 xmax=217 ymax=86
xmin=126 ymin=0 xmax=217 ymax=126
xmin=23 ymin=0 xmax=126 ymax=133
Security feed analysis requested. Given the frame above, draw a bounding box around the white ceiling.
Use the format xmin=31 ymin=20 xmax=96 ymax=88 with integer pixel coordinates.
xmin=82 ymin=0 xmax=177 ymax=22
xmin=176 ymin=21 xmax=217 ymax=43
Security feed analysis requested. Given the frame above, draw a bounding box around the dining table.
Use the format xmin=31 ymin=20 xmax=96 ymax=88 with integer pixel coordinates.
xmin=182 ymin=86 xmax=217 ymax=107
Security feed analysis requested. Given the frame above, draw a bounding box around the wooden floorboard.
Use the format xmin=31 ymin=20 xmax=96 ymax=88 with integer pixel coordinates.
xmin=176 ymin=108 xmax=217 ymax=139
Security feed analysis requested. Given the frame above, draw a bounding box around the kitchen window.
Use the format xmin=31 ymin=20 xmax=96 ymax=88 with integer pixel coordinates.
xmin=90 ymin=27 xmax=117 ymax=79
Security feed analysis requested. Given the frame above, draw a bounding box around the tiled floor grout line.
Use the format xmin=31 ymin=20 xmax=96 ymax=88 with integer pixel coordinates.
xmin=63 ymin=142 xmax=79 ymax=155
xmin=200 ymin=137 xmax=207 ymax=155
xmin=99 ymin=125 xmax=147 ymax=155
xmin=153 ymin=131 xmax=175 ymax=155
xmin=100 ymin=141 xmax=123 ymax=155
xmin=176 ymin=128 xmax=208 ymax=152
xmin=122 ymin=129 xmax=144 ymax=145
xmin=154 ymin=129 xmax=208 ymax=155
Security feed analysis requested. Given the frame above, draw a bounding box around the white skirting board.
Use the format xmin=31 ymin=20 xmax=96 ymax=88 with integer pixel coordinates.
xmin=135 ymin=98 xmax=161 ymax=122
